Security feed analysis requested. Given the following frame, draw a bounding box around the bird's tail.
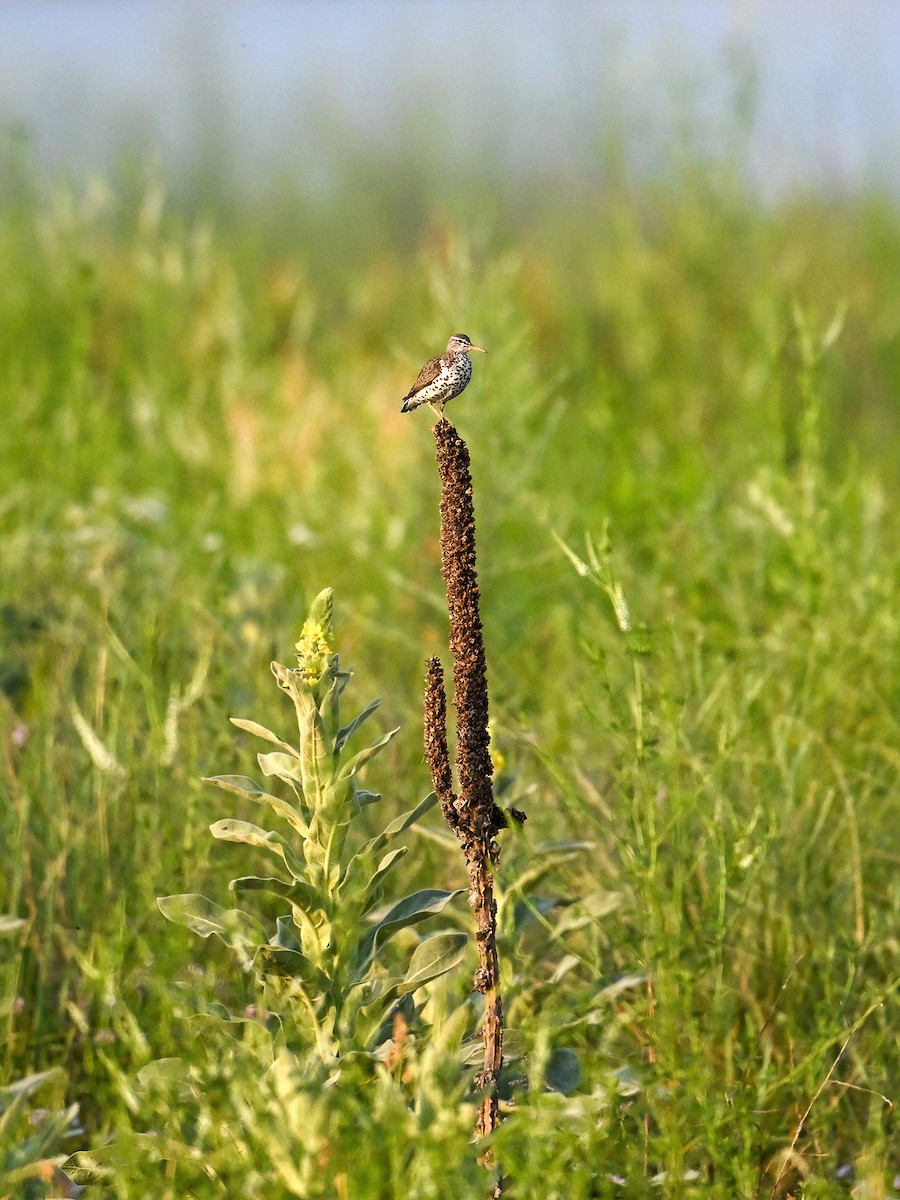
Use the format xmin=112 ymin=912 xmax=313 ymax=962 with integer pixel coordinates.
xmin=400 ymin=395 xmax=421 ymax=413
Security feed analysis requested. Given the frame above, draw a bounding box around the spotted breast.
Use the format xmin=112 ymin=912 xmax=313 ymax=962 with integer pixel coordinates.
xmin=400 ymin=333 xmax=486 ymax=415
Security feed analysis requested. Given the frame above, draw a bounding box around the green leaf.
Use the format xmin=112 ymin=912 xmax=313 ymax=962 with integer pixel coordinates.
xmin=229 ymin=717 xmax=299 ymax=758
xmin=321 ymin=660 xmax=352 ymax=721
xmin=204 ymin=774 xmax=310 ymax=836
xmin=397 ymin=930 xmax=468 ymax=996
xmin=545 ymin=1047 xmax=581 ymax=1095
xmin=355 ymin=790 xmax=383 ymax=807
xmin=319 ymin=777 xmax=357 ymax=825
xmin=274 ymin=914 xmax=301 ymax=951
xmin=271 ymin=660 xmax=315 ymax=720
xmin=374 ymin=845 xmax=408 ymax=878
xmin=204 ymin=773 xmax=268 ymax=798
xmin=61 ymin=1148 xmax=117 ymax=1186
xmin=209 ymin=819 xmax=306 ymax=879
xmin=254 ymin=944 xmax=330 ymax=988
xmin=298 ymin=705 xmax=331 ymax=804
xmin=597 ymin=973 xmax=646 ymax=1001
xmin=230 ymin=875 xmax=321 ymax=912
xmin=360 ymin=931 xmax=468 ymax=1015
xmin=361 ymin=846 xmax=408 ymax=903
xmin=136 ymin=1058 xmax=186 ymax=1090
xmin=157 ymin=894 xmax=266 ymax=951
xmin=135 ymin=1058 xmax=196 ymax=1102
xmin=339 ymin=840 xmax=407 ymax=903
xmin=334 ymin=697 xmax=382 ymax=753
xmin=366 ymin=792 xmax=438 ymax=857
xmin=337 ymin=726 xmax=399 ymax=782
xmin=460 ymin=1029 xmax=526 ymax=1066
xmin=258 ymin=751 xmax=306 ymax=788
xmin=359 ymin=888 xmax=465 ymax=968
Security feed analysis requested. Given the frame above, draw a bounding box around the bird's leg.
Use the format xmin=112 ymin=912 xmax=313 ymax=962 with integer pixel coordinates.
xmin=429 ymin=402 xmax=442 ymax=421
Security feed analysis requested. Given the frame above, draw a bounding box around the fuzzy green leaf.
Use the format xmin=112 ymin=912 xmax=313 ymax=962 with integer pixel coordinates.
xmin=271 ymin=660 xmax=315 ymax=720
xmin=298 ymin=706 xmax=330 ymax=804
xmin=319 ymin=777 xmax=358 ymax=825
xmin=229 ymin=875 xmax=320 ymax=911
xmin=339 ymin=840 xmax=412 ymax=906
xmin=360 ymin=931 xmax=468 ymax=1014
xmin=374 ymin=845 xmax=408 ymax=878
xmin=397 ymin=930 xmax=468 ymax=995
xmin=358 ymin=846 xmax=408 ymax=906
xmin=209 ymin=819 xmax=306 ymax=878
xmin=229 ymin=717 xmax=299 ymax=757
xmin=340 ymin=792 xmax=441 ymax=902
xmin=203 ymin=774 xmax=310 ymax=836
xmin=337 ymin=726 xmax=399 ymax=783
xmin=205 ymin=773 xmax=269 ymax=798
xmin=366 ymin=792 xmax=438 ymax=857
xmin=257 ymin=751 xmax=306 ymax=788
xmin=157 ymin=894 xmax=266 ymax=950
xmin=334 ymin=697 xmax=382 ymax=753
xmin=459 ymin=1029 xmax=526 ymax=1067
xmin=254 ymin=944 xmax=330 ymax=987
xmin=318 ymin=658 xmax=352 ymax=727
xmin=359 ymin=888 xmax=465 ymax=968
xmin=61 ymin=1148 xmax=118 ymax=1186
xmin=274 ymin=914 xmax=301 ymax=952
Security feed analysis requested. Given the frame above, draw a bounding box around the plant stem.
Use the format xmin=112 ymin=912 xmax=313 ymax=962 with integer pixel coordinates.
xmin=425 ymin=417 xmax=513 ymax=1169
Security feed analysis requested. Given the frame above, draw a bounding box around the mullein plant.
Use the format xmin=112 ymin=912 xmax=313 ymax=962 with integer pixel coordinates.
xmin=158 ymin=589 xmax=467 ymax=1067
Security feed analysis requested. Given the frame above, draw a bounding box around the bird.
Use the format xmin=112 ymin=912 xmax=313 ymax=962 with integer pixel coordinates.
xmin=400 ymin=333 xmax=487 ymax=418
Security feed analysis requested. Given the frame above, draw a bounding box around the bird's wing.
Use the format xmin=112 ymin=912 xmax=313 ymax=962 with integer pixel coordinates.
xmin=403 ymin=354 xmax=443 ymax=399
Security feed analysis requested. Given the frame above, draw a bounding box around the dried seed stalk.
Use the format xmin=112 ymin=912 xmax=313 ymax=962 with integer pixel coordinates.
xmin=425 ymin=417 xmax=514 ymax=1164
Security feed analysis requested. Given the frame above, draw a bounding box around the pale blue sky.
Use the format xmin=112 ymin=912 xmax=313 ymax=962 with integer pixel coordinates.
xmin=1 ymin=1 xmax=898 ymax=197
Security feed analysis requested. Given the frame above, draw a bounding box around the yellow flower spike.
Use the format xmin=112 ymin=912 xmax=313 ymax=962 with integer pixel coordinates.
xmin=296 ymin=618 xmax=330 ymax=659
xmin=295 ymin=618 xmax=332 ymax=684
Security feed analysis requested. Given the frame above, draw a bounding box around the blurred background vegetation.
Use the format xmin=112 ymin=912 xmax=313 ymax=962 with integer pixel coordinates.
xmin=0 ymin=4 xmax=898 ymax=1196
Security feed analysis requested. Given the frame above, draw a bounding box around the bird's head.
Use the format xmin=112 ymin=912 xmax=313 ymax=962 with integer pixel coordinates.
xmin=447 ymin=333 xmax=487 ymax=355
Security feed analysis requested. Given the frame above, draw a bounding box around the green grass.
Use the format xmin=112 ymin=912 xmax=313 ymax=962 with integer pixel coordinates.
xmin=0 ymin=162 xmax=898 ymax=1197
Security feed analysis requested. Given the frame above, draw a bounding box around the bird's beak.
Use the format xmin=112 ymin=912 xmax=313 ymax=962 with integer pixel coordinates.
xmin=469 ymin=344 xmax=487 ymax=353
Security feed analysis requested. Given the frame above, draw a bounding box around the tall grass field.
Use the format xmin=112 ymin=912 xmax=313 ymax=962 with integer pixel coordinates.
xmin=1 ymin=150 xmax=898 ymax=1198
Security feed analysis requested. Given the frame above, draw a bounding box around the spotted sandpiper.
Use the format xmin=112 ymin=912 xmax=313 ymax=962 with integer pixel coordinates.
xmin=400 ymin=333 xmax=487 ymax=418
